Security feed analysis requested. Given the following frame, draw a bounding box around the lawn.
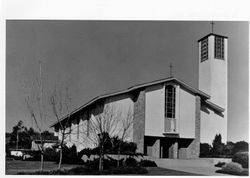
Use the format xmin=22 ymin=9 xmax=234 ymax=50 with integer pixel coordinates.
xmin=6 ymin=160 xmax=201 ymax=175
xmin=6 ymin=160 xmax=83 ymax=175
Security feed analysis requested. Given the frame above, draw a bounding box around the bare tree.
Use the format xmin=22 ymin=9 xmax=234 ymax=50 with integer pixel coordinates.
xmin=50 ymin=83 xmax=73 ymax=170
xmin=88 ymin=104 xmax=119 ymax=171
xmin=116 ymin=108 xmax=133 ymax=167
xmin=24 ymin=62 xmax=47 ymax=171
xmin=82 ymin=104 xmax=133 ymax=171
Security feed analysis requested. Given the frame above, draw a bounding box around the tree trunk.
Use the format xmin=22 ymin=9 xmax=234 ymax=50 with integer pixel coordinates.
xmin=40 ymin=152 xmax=44 ymax=172
xmin=99 ymin=138 xmax=104 ymax=171
xmin=99 ymin=148 xmax=103 ymax=171
xmin=58 ymin=132 xmax=65 ymax=170
xmin=117 ymin=142 xmax=121 ymax=167
xmin=58 ymin=147 xmax=63 ymax=170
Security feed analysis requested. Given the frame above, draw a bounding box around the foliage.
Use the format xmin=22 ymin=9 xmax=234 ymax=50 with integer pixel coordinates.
xmin=17 ymin=165 xmax=148 ymax=175
xmin=86 ymin=158 xmax=120 ymax=170
xmin=6 ymin=120 xmax=56 ymax=151
xmin=214 ymin=162 xmax=226 ymax=167
xmin=222 ymin=162 xmax=243 ymax=173
xmin=44 ymin=148 xmax=59 ymax=161
xmin=78 ymin=135 xmax=137 ymax=156
xmin=7 ymin=121 xmax=35 ymax=149
xmin=78 ymin=148 xmax=97 ymax=158
xmin=60 ymin=144 xmax=84 ymax=164
xmin=233 ymin=141 xmax=248 ymax=154
xmin=200 ymin=143 xmax=212 ymax=157
xmin=232 ymin=152 xmax=249 ymax=168
xmin=124 ymin=157 xmax=138 ymax=166
xmin=199 ymin=134 xmax=249 ymax=158
xmin=103 ymin=166 xmax=148 ymax=175
xmin=139 ymin=160 xmax=157 ymax=167
xmin=215 ymin=162 xmax=244 ymax=175
xmin=224 ymin=141 xmax=234 ymax=156
xmin=212 ymin=134 xmax=225 ymax=156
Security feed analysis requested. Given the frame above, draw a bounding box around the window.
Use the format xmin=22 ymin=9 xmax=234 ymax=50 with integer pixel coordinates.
xmin=201 ymin=38 xmax=208 ymax=62
xmin=87 ymin=111 xmax=90 ymax=137
xmin=68 ymin=124 xmax=71 ymax=141
xmin=165 ymin=85 xmax=175 ymax=118
xmin=87 ymin=119 xmax=89 ymax=137
xmin=77 ymin=119 xmax=79 ymax=139
xmin=214 ymin=36 xmax=224 ymax=59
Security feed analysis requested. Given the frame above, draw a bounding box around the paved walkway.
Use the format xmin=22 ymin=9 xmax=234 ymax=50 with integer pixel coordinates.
xmin=149 ymin=158 xmax=232 ymax=176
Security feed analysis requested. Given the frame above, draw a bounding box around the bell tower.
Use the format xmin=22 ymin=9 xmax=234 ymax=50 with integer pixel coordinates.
xmin=198 ymin=32 xmax=228 ymax=143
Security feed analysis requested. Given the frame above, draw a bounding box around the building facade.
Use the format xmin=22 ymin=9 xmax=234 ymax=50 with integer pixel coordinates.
xmin=51 ymin=33 xmax=228 ymax=159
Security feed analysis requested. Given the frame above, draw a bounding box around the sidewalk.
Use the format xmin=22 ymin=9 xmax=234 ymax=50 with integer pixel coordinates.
xmin=149 ymin=158 xmax=232 ymax=176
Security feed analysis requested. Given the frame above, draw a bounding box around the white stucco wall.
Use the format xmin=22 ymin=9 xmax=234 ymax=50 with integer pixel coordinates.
xmin=179 ymin=87 xmax=196 ymax=138
xmin=55 ymin=93 xmax=134 ymax=152
xmin=145 ymin=84 xmax=165 ymax=137
xmin=198 ymin=35 xmax=228 ymax=143
xmin=145 ymin=83 xmax=197 ymax=138
xmin=200 ymin=106 xmax=227 ymax=144
xmin=104 ymin=94 xmax=134 ymax=142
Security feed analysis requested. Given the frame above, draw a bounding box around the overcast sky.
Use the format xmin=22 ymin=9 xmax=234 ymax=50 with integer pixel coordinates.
xmin=6 ymin=21 xmax=248 ymax=142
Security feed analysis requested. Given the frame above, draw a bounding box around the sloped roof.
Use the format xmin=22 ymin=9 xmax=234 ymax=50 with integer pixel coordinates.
xmin=50 ymin=77 xmax=223 ymax=128
xmin=197 ymin=33 xmax=228 ymax=42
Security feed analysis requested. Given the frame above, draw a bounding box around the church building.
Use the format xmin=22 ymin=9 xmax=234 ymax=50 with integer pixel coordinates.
xmin=51 ymin=32 xmax=228 ymax=159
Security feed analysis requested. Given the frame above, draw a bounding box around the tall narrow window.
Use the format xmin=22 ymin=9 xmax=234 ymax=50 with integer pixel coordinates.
xmin=87 ymin=111 xmax=90 ymax=137
xmin=214 ymin=36 xmax=224 ymax=59
xmin=87 ymin=119 xmax=89 ymax=137
xmin=165 ymin=85 xmax=176 ymax=118
xmin=68 ymin=122 xmax=72 ymax=141
xmin=77 ymin=119 xmax=79 ymax=139
xmin=201 ymin=38 xmax=208 ymax=62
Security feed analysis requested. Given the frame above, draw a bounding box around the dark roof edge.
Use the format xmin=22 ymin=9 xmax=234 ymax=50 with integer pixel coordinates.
xmin=50 ymin=77 xmax=211 ymax=128
xmin=197 ymin=33 xmax=228 ymax=42
xmin=204 ymin=100 xmax=225 ymax=113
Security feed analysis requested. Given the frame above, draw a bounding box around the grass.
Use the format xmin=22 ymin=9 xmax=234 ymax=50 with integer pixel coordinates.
xmin=16 ymin=165 xmax=148 ymax=175
xmin=6 ymin=160 xmax=202 ymax=175
xmin=5 ymin=160 xmax=82 ymax=175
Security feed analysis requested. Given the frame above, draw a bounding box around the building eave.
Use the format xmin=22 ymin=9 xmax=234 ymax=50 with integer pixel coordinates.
xmin=204 ymin=100 xmax=225 ymax=113
xmin=197 ymin=33 xmax=228 ymax=42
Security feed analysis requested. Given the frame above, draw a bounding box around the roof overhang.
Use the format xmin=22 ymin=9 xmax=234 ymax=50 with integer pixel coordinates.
xmin=197 ymin=33 xmax=228 ymax=42
xmin=204 ymin=100 xmax=225 ymax=113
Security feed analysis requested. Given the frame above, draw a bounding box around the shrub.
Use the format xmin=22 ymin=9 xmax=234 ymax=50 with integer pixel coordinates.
xmin=232 ymin=152 xmax=249 ymax=168
xmin=59 ymin=144 xmax=84 ymax=164
xmin=124 ymin=157 xmax=138 ymax=167
xmin=17 ymin=166 xmax=148 ymax=175
xmin=44 ymin=148 xmax=59 ymax=161
xmin=233 ymin=141 xmax=248 ymax=154
xmin=86 ymin=158 xmax=121 ymax=170
xmin=200 ymin=143 xmax=212 ymax=157
xmin=106 ymin=166 xmax=148 ymax=175
xmin=139 ymin=160 xmax=157 ymax=167
xmin=221 ymin=162 xmax=243 ymax=175
xmin=214 ymin=161 xmax=226 ymax=167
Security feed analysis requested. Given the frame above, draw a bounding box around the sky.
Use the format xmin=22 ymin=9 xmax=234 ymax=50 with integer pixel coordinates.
xmin=6 ymin=20 xmax=249 ymax=142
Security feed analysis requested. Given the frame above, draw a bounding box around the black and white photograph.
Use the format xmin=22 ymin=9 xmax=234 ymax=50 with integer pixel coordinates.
xmin=2 ymin=1 xmax=250 ymax=176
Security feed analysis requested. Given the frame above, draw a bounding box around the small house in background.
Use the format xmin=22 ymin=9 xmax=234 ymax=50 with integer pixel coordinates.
xmin=50 ymin=32 xmax=228 ymax=159
xmin=31 ymin=135 xmax=59 ymax=151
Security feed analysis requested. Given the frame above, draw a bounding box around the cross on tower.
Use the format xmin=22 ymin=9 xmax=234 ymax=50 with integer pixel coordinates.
xmin=211 ymin=21 xmax=215 ymax=33
xmin=169 ymin=63 xmax=173 ymax=77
